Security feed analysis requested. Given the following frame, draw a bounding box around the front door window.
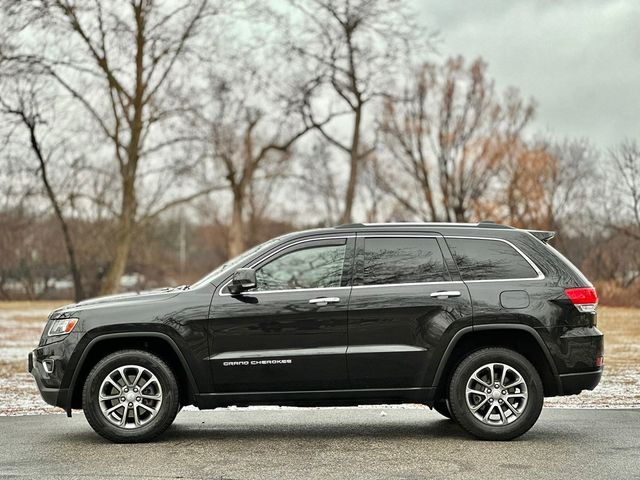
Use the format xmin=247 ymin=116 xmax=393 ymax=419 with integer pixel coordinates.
xmin=255 ymin=244 xmax=347 ymax=291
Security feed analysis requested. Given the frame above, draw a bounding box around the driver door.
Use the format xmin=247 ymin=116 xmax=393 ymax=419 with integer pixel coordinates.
xmin=209 ymin=236 xmax=355 ymax=393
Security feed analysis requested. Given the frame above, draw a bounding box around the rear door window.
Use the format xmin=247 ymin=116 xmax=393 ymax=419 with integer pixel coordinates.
xmin=362 ymin=237 xmax=448 ymax=285
xmin=446 ymin=238 xmax=539 ymax=280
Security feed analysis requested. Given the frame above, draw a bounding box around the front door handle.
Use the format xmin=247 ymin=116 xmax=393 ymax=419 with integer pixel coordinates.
xmin=309 ymin=297 xmax=340 ymax=306
xmin=430 ymin=290 xmax=462 ymax=299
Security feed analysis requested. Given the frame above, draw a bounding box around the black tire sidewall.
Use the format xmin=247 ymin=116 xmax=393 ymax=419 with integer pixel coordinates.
xmin=448 ymin=348 xmax=543 ymax=441
xmin=82 ymin=350 xmax=179 ymax=443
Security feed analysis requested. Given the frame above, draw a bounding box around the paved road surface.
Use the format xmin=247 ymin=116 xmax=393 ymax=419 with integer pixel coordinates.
xmin=0 ymin=408 xmax=638 ymax=479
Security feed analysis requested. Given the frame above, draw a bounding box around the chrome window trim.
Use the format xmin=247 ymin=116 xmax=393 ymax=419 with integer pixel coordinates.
xmin=218 ymin=232 xmax=544 ymax=296
xmin=220 ymin=286 xmax=352 ymax=297
xmin=445 ymin=235 xmax=545 ymax=282
xmin=218 ymin=235 xmax=354 ymax=296
xmin=359 ymin=234 xmax=440 ymax=238
xmin=351 ymin=280 xmax=465 ymax=290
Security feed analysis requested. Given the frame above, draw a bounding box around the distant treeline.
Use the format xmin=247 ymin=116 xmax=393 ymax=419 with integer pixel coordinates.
xmin=0 ymin=1 xmax=639 ymax=304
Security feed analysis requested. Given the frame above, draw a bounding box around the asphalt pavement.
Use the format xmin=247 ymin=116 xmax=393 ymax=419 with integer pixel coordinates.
xmin=0 ymin=408 xmax=638 ymax=479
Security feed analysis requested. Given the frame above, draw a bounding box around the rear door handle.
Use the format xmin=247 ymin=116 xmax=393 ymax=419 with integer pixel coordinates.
xmin=430 ymin=290 xmax=462 ymax=299
xmin=309 ymin=297 xmax=340 ymax=306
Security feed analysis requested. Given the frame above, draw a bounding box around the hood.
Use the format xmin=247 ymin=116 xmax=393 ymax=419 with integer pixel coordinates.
xmin=52 ymin=287 xmax=184 ymax=316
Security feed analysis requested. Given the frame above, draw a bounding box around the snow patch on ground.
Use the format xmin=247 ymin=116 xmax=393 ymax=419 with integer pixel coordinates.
xmin=545 ymin=368 xmax=640 ymax=408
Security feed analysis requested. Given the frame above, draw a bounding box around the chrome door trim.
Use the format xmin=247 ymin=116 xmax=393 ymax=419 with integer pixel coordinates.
xmin=346 ymin=344 xmax=428 ymax=354
xmin=351 ymin=280 xmax=465 ymax=290
xmin=430 ymin=290 xmax=462 ymax=298
xmin=208 ymin=346 xmax=347 ymax=360
xmin=308 ymin=297 xmax=341 ymax=305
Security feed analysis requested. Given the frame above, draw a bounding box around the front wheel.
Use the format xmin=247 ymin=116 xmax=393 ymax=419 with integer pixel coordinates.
xmin=448 ymin=348 xmax=543 ymax=440
xmin=82 ymin=350 xmax=180 ymax=443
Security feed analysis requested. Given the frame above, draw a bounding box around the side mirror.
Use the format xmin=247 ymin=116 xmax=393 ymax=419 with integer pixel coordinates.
xmin=228 ymin=268 xmax=257 ymax=295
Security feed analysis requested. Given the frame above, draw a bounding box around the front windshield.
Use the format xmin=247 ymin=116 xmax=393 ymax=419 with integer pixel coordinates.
xmin=190 ymin=235 xmax=286 ymax=289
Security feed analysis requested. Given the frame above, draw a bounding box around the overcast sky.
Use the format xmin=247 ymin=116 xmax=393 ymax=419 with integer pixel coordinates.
xmin=415 ymin=0 xmax=640 ymax=149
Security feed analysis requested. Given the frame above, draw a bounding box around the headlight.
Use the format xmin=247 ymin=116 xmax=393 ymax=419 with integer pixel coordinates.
xmin=48 ymin=318 xmax=78 ymax=336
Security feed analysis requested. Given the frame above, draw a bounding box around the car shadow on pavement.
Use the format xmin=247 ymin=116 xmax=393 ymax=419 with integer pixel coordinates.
xmin=166 ymin=418 xmax=467 ymax=441
xmin=156 ymin=417 xmax=573 ymax=444
xmin=52 ymin=412 xmax=577 ymax=445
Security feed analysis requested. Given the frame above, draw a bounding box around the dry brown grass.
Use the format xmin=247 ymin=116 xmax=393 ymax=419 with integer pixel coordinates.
xmin=596 ymin=307 xmax=640 ymax=372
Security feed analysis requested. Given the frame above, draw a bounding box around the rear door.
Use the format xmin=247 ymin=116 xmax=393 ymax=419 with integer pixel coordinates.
xmin=347 ymin=233 xmax=473 ymax=389
xmin=209 ymin=236 xmax=355 ymax=392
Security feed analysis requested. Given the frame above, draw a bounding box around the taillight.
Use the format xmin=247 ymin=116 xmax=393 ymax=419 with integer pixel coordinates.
xmin=565 ymin=287 xmax=598 ymax=313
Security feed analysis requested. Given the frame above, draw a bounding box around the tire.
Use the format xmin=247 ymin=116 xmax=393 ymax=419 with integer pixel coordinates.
xmin=433 ymin=399 xmax=453 ymax=420
xmin=82 ymin=349 xmax=180 ymax=443
xmin=448 ymin=347 xmax=543 ymax=441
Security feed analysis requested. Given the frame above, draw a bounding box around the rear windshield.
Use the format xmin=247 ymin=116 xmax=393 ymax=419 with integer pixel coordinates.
xmin=446 ymin=238 xmax=539 ymax=281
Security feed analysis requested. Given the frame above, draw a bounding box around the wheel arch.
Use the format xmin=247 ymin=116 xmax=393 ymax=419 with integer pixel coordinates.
xmin=67 ymin=332 xmax=200 ymax=414
xmin=432 ymin=325 xmax=561 ymax=400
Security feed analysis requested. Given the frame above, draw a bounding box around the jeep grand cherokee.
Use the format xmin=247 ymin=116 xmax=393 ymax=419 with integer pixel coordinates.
xmin=29 ymin=222 xmax=604 ymax=442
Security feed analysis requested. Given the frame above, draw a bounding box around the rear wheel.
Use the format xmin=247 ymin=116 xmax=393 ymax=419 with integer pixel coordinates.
xmin=448 ymin=347 xmax=543 ymax=440
xmin=82 ymin=350 xmax=180 ymax=443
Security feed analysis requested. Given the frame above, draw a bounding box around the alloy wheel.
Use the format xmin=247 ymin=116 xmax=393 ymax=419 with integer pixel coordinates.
xmin=465 ymin=362 xmax=528 ymax=426
xmin=98 ymin=365 xmax=163 ymax=429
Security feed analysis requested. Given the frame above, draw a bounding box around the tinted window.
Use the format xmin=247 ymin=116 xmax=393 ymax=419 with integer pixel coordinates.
xmin=256 ymin=244 xmax=346 ymax=291
xmin=447 ymin=238 xmax=538 ymax=280
xmin=362 ymin=237 xmax=447 ymax=285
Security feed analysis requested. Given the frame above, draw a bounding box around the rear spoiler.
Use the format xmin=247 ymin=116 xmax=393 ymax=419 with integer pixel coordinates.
xmin=527 ymin=230 xmax=556 ymax=243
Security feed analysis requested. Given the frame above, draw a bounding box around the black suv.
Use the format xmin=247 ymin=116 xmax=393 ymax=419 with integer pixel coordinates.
xmin=29 ymin=222 xmax=604 ymax=442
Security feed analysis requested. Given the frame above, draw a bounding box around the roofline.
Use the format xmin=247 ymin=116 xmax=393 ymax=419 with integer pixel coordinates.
xmin=334 ymin=221 xmax=513 ymax=230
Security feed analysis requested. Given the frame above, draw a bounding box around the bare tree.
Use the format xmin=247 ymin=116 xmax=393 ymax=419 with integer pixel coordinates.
xmin=0 ymin=80 xmax=86 ymax=300
xmin=287 ymin=0 xmax=429 ymax=223
xmin=610 ymin=140 xmax=640 ymax=239
xmin=498 ymin=138 xmax=596 ymax=231
xmin=195 ymin=69 xmax=320 ymax=256
xmin=5 ymin=0 xmax=222 ymax=293
xmin=379 ymin=57 xmax=535 ymax=222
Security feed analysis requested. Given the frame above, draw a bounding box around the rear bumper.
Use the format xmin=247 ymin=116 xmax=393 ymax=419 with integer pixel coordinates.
xmin=559 ymin=368 xmax=603 ymax=395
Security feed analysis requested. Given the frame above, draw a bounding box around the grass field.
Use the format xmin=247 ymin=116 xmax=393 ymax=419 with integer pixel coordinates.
xmin=0 ymin=301 xmax=638 ymax=415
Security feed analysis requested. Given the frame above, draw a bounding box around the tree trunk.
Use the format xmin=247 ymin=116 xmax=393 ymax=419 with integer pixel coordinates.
xmin=27 ymin=121 xmax=86 ymax=302
xmin=100 ymin=174 xmax=136 ymax=295
xmin=228 ymin=189 xmax=246 ymax=258
xmin=340 ymin=106 xmax=362 ymax=224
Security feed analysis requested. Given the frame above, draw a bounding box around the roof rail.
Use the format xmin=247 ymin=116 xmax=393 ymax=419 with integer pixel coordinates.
xmin=334 ymin=223 xmax=365 ymax=229
xmin=477 ymin=220 xmax=513 ymax=229
xmin=334 ymin=221 xmax=514 ymax=229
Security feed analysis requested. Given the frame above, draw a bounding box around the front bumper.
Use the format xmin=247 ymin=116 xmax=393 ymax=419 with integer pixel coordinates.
xmin=28 ymin=350 xmax=69 ymax=410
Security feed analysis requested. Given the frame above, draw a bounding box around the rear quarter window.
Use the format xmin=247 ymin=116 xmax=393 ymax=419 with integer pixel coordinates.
xmin=446 ymin=238 xmax=539 ymax=281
